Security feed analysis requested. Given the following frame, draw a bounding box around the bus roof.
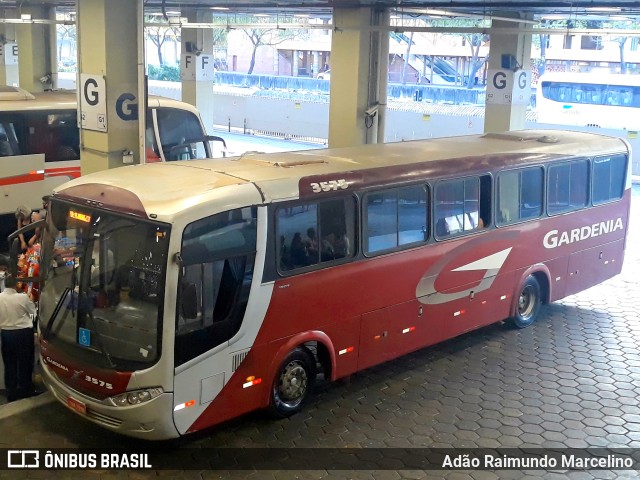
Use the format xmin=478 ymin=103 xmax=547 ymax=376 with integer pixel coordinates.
xmin=539 ymin=72 xmax=640 ymax=86
xmin=0 ymin=85 xmax=200 ymax=115
xmin=54 ymin=129 xmax=629 ymax=220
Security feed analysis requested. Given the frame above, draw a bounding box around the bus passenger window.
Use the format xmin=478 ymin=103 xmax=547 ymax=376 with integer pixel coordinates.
xmin=0 ymin=123 xmax=19 ymax=156
xmin=277 ymin=197 xmax=356 ymax=272
xmin=548 ymin=160 xmax=589 ymax=215
xmin=0 ymin=132 xmax=12 ymax=156
xmin=592 ymin=155 xmax=626 ymax=205
xmin=434 ymin=176 xmax=488 ymax=238
xmin=497 ymin=167 xmax=543 ymax=225
xmin=364 ymin=184 xmax=428 ymax=254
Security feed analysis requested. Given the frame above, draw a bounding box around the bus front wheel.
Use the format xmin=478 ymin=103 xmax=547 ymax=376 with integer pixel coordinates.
xmin=511 ymin=275 xmax=541 ymax=329
xmin=270 ymin=347 xmax=316 ymax=418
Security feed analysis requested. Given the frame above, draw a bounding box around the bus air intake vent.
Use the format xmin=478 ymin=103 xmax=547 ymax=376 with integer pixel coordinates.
xmin=483 ymin=132 xmax=552 ymax=142
xmin=232 ymin=350 xmax=250 ymax=372
xmin=537 ymin=135 xmax=559 ymax=144
xmin=245 ymin=158 xmax=328 ymax=168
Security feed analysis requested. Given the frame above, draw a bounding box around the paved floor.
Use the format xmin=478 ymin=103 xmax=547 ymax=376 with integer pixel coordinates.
xmin=0 ymin=187 xmax=639 ymax=479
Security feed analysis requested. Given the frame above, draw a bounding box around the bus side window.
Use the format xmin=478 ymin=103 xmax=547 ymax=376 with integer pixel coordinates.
xmin=434 ymin=175 xmax=489 ymax=237
xmin=592 ymin=155 xmax=626 ymax=205
xmin=497 ymin=167 xmax=543 ymax=226
xmin=277 ymin=197 xmax=356 ymax=272
xmin=364 ymin=184 xmax=428 ymax=254
xmin=548 ymin=160 xmax=589 ymax=215
xmin=25 ymin=112 xmax=79 ymax=162
xmin=0 ymin=121 xmax=20 ymax=156
xmin=175 ymin=207 xmax=257 ymax=367
xmin=0 ymin=132 xmax=12 ymax=156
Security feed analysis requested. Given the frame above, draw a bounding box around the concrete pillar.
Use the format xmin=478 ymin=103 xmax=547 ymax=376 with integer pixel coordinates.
xmin=293 ymin=49 xmax=299 ymax=76
xmin=0 ymin=16 xmax=19 ymax=87
xmin=16 ymin=6 xmax=55 ymax=92
xmin=181 ymin=8 xmax=215 ymax=134
xmin=76 ymin=0 xmax=141 ymax=174
xmin=329 ymin=7 xmax=389 ymax=148
xmin=484 ymin=15 xmax=533 ymax=133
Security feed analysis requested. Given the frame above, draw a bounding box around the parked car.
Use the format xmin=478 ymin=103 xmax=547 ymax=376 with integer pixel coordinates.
xmin=317 ymin=69 xmax=330 ymax=80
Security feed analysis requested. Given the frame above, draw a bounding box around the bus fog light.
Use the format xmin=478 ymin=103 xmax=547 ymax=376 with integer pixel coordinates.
xmin=112 ymin=387 xmax=164 ymax=407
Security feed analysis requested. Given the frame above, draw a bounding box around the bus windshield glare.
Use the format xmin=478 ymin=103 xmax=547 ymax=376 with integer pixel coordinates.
xmin=39 ymin=200 xmax=170 ymax=371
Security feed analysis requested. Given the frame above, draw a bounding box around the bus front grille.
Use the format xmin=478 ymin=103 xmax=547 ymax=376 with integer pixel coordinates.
xmin=87 ymin=409 xmax=123 ymax=428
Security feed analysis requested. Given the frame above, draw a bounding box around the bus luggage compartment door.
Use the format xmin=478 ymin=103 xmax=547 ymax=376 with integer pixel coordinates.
xmin=565 ymin=239 xmax=624 ymax=297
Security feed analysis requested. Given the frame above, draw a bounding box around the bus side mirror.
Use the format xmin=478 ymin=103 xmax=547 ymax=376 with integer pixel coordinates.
xmin=206 ymin=135 xmax=227 ymax=158
xmin=181 ymin=282 xmax=198 ymax=320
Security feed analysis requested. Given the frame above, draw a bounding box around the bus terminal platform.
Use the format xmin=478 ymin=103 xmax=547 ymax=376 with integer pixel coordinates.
xmin=0 ymin=187 xmax=638 ymax=479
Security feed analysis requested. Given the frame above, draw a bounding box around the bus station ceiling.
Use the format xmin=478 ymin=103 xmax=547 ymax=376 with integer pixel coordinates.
xmin=5 ymin=1 xmax=640 ymax=18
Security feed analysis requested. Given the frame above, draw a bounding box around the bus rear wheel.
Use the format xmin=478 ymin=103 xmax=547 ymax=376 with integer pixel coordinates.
xmin=270 ymin=347 xmax=316 ymax=418
xmin=511 ymin=275 xmax=541 ymax=329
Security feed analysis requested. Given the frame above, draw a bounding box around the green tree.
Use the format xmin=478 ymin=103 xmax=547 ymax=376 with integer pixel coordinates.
xmin=227 ymin=15 xmax=307 ymax=74
xmin=462 ymin=33 xmax=489 ymax=88
xmin=428 ymin=18 xmax=490 ymax=88
xmin=145 ymin=15 xmax=179 ymax=66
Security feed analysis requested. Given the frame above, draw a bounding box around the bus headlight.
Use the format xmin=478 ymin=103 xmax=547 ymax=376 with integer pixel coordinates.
xmin=112 ymin=387 xmax=164 ymax=406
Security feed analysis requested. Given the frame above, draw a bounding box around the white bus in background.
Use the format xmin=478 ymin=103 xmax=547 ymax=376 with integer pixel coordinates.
xmin=0 ymin=85 xmax=225 ymax=252
xmin=537 ymin=72 xmax=640 ymax=129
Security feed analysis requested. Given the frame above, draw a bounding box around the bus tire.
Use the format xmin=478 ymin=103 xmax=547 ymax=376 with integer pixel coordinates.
xmin=511 ymin=275 xmax=542 ymax=329
xmin=270 ymin=347 xmax=316 ymax=418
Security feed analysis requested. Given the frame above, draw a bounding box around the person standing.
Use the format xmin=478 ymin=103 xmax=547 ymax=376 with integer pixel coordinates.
xmin=0 ymin=254 xmax=9 ymax=292
xmin=0 ymin=274 xmax=36 ymax=402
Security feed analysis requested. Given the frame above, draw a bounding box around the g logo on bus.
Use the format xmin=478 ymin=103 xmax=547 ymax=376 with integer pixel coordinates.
xmin=415 ymin=233 xmax=518 ymax=305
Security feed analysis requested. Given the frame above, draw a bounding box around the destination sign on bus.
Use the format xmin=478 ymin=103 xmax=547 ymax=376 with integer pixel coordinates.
xmin=69 ymin=210 xmax=91 ymax=223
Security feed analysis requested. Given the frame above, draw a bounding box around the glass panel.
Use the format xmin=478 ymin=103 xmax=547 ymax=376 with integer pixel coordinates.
xmin=39 ymin=202 xmax=169 ymax=370
xmin=548 ymin=160 xmax=589 ymax=215
xmin=318 ymin=198 xmax=354 ymax=261
xmin=398 ymin=185 xmax=427 ymax=246
xmin=435 ymin=180 xmax=462 ymax=237
xmin=435 ymin=178 xmax=482 ymax=236
xmin=24 ymin=112 xmax=79 ymax=162
xmin=593 ymin=155 xmax=626 ymax=205
xmin=155 ymin=108 xmax=208 ymax=161
xmin=365 ymin=190 xmax=398 ymax=253
xmin=277 ymin=204 xmax=319 ymax=270
xmin=176 ymin=207 xmax=257 ymax=366
xmin=520 ymin=168 xmax=544 ymax=219
xmin=498 ymin=167 xmax=543 ymax=225
xmin=277 ymin=197 xmax=355 ymax=270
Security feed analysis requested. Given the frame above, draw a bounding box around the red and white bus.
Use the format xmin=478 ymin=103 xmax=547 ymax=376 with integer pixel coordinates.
xmin=0 ymin=86 xmax=222 ymax=252
xmin=37 ymin=130 xmax=630 ymax=439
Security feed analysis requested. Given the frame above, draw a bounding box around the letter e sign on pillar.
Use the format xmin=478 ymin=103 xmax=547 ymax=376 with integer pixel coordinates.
xmin=0 ymin=43 xmax=18 ymax=65
xmin=79 ymin=74 xmax=108 ymax=132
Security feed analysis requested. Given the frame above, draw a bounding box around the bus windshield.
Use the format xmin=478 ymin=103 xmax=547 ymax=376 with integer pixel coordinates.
xmin=39 ymin=200 xmax=170 ymax=371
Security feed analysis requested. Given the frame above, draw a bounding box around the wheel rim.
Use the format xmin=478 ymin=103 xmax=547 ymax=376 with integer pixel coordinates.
xmin=277 ymin=359 xmax=308 ymax=407
xmin=518 ymin=284 xmax=537 ymax=320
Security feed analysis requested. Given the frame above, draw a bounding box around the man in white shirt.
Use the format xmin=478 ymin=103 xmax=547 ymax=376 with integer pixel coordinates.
xmin=0 ymin=274 xmax=36 ymax=402
xmin=0 ymin=254 xmax=8 ymax=292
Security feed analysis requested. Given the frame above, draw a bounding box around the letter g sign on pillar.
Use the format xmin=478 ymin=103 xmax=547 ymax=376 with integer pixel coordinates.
xmin=79 ymin=74 xmax=108 ymax=132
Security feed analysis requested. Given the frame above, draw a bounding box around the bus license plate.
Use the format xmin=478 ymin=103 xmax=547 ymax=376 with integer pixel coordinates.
xmin=67 ymin=397 xmax=87 ymax=414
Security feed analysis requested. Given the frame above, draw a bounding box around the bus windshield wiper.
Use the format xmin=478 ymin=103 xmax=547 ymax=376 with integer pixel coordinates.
xmin=87 ymin=314 xmax=116 ymax=369
xmin=43 ymin=287 xmax=71 ymax=338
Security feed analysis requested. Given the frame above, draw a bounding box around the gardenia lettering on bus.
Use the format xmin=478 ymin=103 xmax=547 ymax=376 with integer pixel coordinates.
xmin=543 ymin=218 xmax=624 ymax=249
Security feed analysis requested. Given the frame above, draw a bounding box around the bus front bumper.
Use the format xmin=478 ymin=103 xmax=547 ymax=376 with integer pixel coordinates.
xmin=41 ymin=361 xmax=179 ymax=440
